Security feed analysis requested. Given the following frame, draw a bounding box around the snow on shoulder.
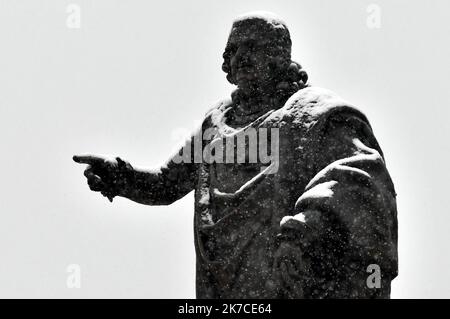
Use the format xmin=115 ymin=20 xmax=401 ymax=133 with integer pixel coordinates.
xmin=233 ymin=11 xmax=288 ymax=29
xmin=263 ymin=87 xmax=364 ymax=129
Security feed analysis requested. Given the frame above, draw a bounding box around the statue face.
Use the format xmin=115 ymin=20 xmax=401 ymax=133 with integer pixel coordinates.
xmin=226 ymin=22 xmax=284 ymax=92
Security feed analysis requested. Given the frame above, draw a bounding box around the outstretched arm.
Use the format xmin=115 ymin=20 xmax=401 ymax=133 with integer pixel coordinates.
xmin=73 ymin=136 xmax=198 ymax=206
xmin=122 ymin=149 xmax=198 ymax=205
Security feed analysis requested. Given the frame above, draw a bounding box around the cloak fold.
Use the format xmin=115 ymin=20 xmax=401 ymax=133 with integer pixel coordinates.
xmin=130 ymin=87 xmax=398 ymax=298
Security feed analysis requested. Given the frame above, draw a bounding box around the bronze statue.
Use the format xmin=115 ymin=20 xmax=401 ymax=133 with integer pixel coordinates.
xmin=74 ymin=12 xmax=397 ymax=298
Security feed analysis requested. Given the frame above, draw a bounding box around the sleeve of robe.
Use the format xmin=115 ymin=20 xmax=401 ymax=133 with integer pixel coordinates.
xmin=124 ymin=133 xmax=199 ymax=206
xmin=122 ymin=104 xmax=220 ymax=206
xmin=279 ymin=109 xmax=398 ymax=298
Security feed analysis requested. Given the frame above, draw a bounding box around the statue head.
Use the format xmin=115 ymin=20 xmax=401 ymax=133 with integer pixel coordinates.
xmin=222 ymin=12 xmax=308 ymax=100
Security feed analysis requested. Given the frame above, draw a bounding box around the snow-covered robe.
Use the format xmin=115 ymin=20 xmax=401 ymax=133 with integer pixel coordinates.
xmin=147 ymin=87 xmax=398 ymax=298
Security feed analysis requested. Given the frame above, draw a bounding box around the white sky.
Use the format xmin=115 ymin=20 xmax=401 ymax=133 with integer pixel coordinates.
xmin=0 ymin=0 xmax=449 ymax=298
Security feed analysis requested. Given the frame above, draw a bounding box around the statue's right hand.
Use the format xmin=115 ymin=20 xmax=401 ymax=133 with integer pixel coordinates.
xmin=73 ymin=154 xmax=130 ymax=201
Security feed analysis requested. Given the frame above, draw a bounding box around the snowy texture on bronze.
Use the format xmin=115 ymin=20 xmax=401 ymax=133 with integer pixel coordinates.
xmin=74 ymin=11 xmax=397 ymax=299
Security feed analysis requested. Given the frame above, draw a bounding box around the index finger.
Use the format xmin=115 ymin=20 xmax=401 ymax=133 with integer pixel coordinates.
xmin=73 ymin=155 xmax=106 ymax=165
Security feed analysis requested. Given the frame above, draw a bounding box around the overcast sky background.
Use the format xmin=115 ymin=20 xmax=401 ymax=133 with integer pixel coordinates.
xmin=0 ymin=0 xmax=449 ymax=298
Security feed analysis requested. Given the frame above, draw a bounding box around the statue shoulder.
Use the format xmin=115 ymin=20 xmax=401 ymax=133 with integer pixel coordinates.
xmin=265 ymin=87 xmax=371 ymax=130
xmin=201 ymin=97 xmax=233 ymax=130
xmin=204 ymin=97 xmax=233 ymax=118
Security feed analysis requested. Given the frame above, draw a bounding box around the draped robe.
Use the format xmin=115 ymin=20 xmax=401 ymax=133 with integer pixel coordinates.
xmin=139 ymin=87 xmax=398 ymax=298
